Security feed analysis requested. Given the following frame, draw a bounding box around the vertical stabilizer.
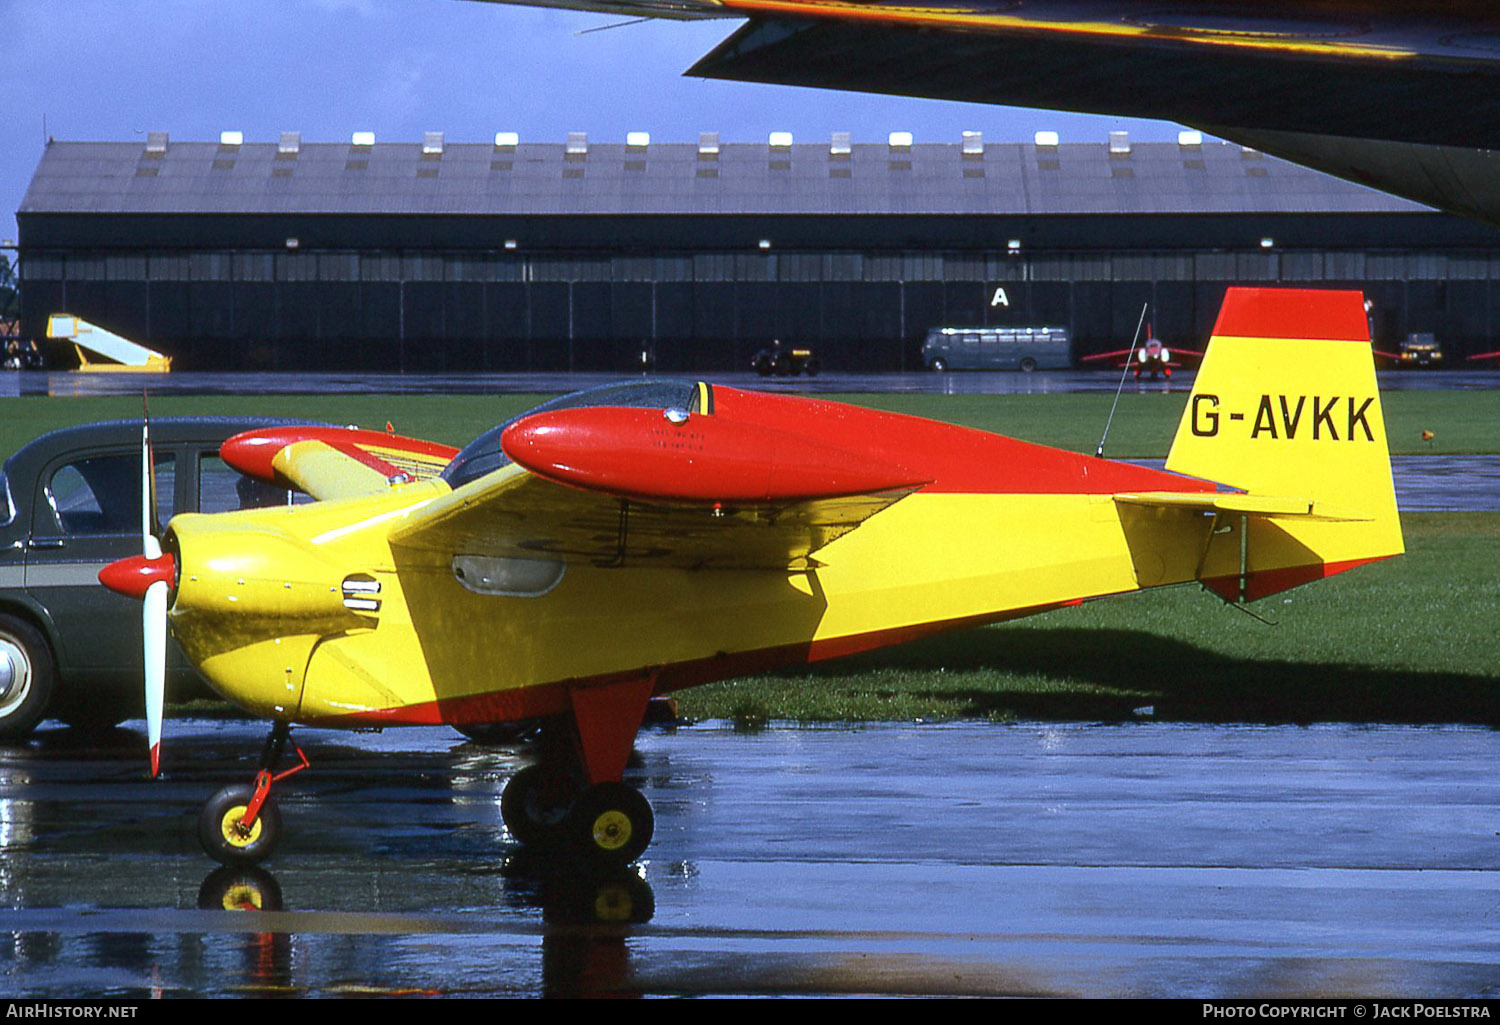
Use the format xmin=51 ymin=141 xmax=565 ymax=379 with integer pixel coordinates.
xmin=1165 ymin=287 xmax=1403 ymax=600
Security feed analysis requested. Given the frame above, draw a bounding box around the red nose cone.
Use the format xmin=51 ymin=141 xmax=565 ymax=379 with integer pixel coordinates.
xmin=99 ymin=553 xmax=175 ymax=600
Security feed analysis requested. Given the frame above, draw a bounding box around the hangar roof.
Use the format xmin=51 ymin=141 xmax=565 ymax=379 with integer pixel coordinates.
xmin=20 ymin=137 xmax=1424 ymax=218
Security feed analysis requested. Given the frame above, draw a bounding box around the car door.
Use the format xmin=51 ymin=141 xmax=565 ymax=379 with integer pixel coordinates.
xmin=23 ymin=445 xmax=177 ymax=678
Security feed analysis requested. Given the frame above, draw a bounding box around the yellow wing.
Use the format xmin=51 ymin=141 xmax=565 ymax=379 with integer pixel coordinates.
xmin=389 ymin=462 xmax=915 ymax=571
xmin=221 ymin=426 xmax=460 ymax=502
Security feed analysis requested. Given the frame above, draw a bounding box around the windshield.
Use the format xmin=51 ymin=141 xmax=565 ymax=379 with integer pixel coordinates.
xmin=442 ymin=380 xmax=705 ymax=490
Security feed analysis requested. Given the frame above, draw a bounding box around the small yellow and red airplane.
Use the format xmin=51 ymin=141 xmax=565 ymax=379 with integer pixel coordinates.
xmin=100 ymin=287 xmax=1402 ymax=868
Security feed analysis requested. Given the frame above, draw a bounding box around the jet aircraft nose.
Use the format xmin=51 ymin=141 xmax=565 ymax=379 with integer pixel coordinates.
xmin=99 ymin=552 xmax=176 ymax=601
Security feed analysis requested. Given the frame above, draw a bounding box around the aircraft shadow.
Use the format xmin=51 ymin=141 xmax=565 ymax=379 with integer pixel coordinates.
xmin=775 ymin=627 xmax=1500 ymax=726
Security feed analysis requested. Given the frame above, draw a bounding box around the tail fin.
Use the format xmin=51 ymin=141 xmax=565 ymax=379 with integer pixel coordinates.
xmin=1163 ymin=287 xmax=1403 ymax=601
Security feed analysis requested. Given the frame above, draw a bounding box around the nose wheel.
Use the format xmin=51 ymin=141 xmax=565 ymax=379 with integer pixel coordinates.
xmin=199 ymin=783 xmax=282 ymax=865
xmin=198 ymin=722 xmax=308 ymax=867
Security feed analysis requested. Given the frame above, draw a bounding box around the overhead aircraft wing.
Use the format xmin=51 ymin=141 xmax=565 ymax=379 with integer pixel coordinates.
xmin=680 ymin=0 xmax=1500 ymax=150
xmin=459 ymin=0 xmax=1500 ymax=149
xmin=220 ymin=426 xmax=460 ymax=502
xmin=459 ymin=0 xmax=1500 ymax=224
xmin=389 ymin=403 xmax=929 ymax=570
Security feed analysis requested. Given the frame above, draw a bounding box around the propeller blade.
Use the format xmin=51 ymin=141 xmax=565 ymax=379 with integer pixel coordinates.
xmin=141 ymin=417 xmax=159 ymax=559
xmin=143 ymin=579 xmax=167 ymax=778
xmin=141 ymin=414 xmax=163 ymax=775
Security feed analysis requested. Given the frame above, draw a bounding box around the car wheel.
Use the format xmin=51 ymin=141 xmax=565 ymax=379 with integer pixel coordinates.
xmin=930 ymin=358 xmax=948 ymax=372
xmin=1019 ymin=357 xmax=1037 ymax=372
xmin=0 ymin=614 xmax=54 ymax=740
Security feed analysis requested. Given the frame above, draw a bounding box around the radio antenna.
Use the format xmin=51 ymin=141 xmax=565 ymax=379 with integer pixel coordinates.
xmin=1095 ymin=303 xmax=1150 ymax=458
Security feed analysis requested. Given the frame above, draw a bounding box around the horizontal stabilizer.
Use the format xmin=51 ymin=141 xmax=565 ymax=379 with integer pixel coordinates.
xmin=1113 ymin=491 xmax=1373 ymax=522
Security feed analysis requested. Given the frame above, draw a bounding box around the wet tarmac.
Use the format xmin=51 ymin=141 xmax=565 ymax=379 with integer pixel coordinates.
xmin=2 ymin=719 xmax=1498 ymax=998
xmin=9 ymin=367 xmax=1500 ymax=397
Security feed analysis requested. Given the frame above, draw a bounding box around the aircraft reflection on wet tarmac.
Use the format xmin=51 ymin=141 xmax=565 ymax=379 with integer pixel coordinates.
xmin=2 ymin=719 xmax=1499 ymax=998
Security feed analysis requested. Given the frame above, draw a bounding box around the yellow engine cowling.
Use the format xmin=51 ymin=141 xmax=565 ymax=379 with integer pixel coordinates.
xmin=166 ymin=512 xmax=370 ymax=718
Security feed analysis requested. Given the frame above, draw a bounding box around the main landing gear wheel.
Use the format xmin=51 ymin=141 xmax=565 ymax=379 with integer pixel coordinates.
xmin=500 ymin=765 xmax=576 ymax=846
xmin=199 ymin=783 xmax=282 ymax=866
xmin=567 ymin=782 xmax=654 ymax=867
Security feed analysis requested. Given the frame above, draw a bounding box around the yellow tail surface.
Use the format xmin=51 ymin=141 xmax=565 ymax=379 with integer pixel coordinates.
xmin=1163 ymin=287 xmax=1403 ymax=600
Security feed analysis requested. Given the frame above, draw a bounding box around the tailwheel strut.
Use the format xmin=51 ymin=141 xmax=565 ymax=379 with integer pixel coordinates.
xmin=198 ymin=721 xmax=310 ymax=866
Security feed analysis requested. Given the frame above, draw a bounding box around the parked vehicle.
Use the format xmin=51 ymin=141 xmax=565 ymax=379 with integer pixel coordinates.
xmin=923 ymin=326 xmax=1072 ymax=371
xmin=0 ymin=418 xmax=302 ymax=738
xmin=752 ymin=340 xmax=820 ymax=377
xmin=1398 ymin=332 xmax=1444 ymax=368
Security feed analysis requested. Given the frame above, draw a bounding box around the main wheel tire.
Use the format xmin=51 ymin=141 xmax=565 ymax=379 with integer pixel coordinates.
xmin=501 ymin=765 xmax=575 ymax=847
xmin=566 ymin=782 xmax=654 ymax=867
xmin=0 ymin=614 xmax=55 ymax=741
xmin=199 ymin=784 xmax=281 ymax=866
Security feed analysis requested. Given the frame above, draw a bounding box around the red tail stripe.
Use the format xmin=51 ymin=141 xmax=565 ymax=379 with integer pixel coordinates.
xmin=1212 ymin=288 xmax=1369 ymax=343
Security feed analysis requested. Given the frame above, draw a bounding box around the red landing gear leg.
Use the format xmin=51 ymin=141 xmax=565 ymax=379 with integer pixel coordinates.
xmin=197 ymin=721 xmax=310 ymax=866
xmin=500 ymin=676 xmax=657 ymax=867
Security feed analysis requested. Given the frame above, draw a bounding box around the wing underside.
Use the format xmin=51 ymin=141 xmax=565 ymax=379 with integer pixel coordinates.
xmin=390 ymin=464 xmax=914 ymax=570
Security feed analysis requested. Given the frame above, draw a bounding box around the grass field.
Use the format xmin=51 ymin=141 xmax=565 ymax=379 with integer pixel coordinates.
xmin=0 ymin=386 xmax=1495 ymax=458
xmin=674 ymin=512 xmax=1500 ymax=726
xmin=2 ymin=385 xmax=1490 ymax=726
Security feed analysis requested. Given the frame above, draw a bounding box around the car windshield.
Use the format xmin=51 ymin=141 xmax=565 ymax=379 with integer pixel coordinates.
xmin=441 ymin=380 xmax=704 ymax=490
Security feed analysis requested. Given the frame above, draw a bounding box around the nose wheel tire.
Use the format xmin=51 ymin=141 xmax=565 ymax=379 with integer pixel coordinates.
xmin=566 ymin=782 xmax=654 ymax=867
xmin=199 ymin=784 xmax=282 ymax=866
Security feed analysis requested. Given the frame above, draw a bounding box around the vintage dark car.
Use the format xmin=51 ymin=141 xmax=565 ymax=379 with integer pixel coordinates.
xmin=0 ymin=418 xmax=302 ymax=738
xmin=751 ymin=341 xmax=820 ymax=377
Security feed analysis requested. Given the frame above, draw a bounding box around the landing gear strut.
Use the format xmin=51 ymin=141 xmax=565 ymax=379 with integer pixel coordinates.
xmin=499 ymin=711 xmax=654 ymax=867
xmin=501 ymin=770 xmax=654 ymax=867
xmin=198 ymin=721 xmax=309 ymax=866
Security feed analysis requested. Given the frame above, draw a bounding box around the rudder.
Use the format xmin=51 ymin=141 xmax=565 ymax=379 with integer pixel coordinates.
xmin=1164 ymin=287 xmax=1403 ymax=599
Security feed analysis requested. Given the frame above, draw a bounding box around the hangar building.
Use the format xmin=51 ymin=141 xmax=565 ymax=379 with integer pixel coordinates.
xmin=16 ymin=130 xmax=1500 ymax=372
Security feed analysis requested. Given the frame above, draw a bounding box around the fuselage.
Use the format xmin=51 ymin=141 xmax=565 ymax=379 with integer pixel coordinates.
xmin=164 ymin=387 xmax=1222 ymax=727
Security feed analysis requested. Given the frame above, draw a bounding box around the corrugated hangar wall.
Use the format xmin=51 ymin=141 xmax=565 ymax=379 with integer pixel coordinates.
xmin=17 ymin=135 xmax=1500 ymax=372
